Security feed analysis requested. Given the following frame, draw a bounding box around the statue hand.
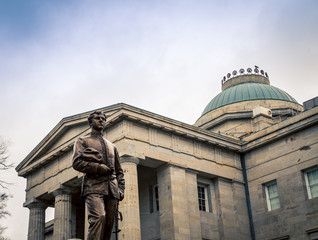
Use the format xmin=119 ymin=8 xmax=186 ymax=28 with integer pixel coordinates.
xmin=98 ymin=164 xmax=111 ymax=175
xmin=119 ymin=190 xmax=124 ymax=201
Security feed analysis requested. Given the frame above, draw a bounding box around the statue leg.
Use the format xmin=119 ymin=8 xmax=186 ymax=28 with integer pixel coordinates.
xmin=86 ymin=194 xmax=106 ymax=240
xmin=103 ymin=195 xmax=117 ymax=240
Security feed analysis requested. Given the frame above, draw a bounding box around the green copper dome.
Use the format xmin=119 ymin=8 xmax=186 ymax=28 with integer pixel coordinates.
xmin=202 ymin=82 xmax=299 ymax=116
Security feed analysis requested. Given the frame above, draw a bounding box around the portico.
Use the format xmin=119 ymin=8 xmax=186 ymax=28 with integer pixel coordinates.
xmin=17 ymin=103 xmax=248 ymax=240
xmin=16 ymin=69 xmax=318 ymax=240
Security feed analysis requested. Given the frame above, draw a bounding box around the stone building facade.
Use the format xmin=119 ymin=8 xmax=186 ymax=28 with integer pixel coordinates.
xmin=16 ymin=68 xmax=318 ymax=240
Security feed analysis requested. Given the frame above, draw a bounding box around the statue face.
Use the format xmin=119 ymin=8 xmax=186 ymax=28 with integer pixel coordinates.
xmin=91 ymin=114 xmax=106 ymax=130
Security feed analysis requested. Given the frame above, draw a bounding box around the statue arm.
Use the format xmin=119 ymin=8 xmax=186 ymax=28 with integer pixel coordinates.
xmin=114 ymin=147 xmax=125 ymax=192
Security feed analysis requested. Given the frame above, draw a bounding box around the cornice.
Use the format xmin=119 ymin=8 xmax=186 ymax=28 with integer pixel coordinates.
xmin=241 ymin=107 xmax=318 ymax=151
xmin=197 ymin=111 xmax=253 ymax=130
xmin=109 ymin=108 xmax=243 ymax=146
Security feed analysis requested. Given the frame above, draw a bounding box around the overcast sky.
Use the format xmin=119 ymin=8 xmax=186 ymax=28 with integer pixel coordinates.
xmin=0 ymin=0 xmax=317 ymax=239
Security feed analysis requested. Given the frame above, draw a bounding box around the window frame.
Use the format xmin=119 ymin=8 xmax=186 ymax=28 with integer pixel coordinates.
xmin=264 ymin=180 xmax=280 ymax=211
xmin=197 ymin=183 xmax=210 ymax=212
xmin=304 ymin=167 xmax=318 ymax=199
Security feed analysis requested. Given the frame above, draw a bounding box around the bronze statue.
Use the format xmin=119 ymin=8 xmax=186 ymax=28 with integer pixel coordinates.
xmin=72 ymin=111 xmax=125 ymax=240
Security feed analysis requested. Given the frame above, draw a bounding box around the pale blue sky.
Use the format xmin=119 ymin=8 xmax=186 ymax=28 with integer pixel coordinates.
xmin=0 ymin=0 xmax=317 ymax=239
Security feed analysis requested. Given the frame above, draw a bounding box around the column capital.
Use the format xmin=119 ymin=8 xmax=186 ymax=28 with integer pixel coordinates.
xmin=120 ymin=156 xmax=139 ymax=165
xmin=53 ymin=186 xmax=73 ymax=197
xmin=156 ymin=162 xmax=186 ymax=172
xmin=25 ymin=199 xmax=47 ymax=209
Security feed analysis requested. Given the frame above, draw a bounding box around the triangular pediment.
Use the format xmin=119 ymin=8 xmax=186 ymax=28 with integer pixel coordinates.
xmin=16 ymin=104 xmax=124 ymax=175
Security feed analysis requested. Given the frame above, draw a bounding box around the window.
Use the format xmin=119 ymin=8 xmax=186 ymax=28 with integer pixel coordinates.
xmin=150 ymin=185 xmax=159 ymax=213
xmin=197 ymin=184 xmax=209 ymax=212
xmin=264 ymin=181 xmax=280 ymax=211
xmin=153 ymin=185 xmax=159 ymax=211
xmin=306 ymin=227 xmax=318 ymax=240
xmin=304 ymin=167 xmax=318 ymax=199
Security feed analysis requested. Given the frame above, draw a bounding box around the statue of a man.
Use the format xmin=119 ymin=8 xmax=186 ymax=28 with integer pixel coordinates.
xmin=72 ymin=111 xmax=125 ymax=240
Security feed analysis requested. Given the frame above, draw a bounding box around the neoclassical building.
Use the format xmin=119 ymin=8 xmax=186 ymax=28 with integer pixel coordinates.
xmin=16 ymin=68 xmax=318 ymax=240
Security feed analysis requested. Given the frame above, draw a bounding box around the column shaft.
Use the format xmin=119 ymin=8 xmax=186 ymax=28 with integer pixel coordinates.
xmin=186 ymin=170 xmax=202 ymax=239
xmin=53 ymin=191 xmax=72 ymax=240
xmin=27 ymin=203 xmax=46 ymax=240
xmin=119 ymin=157 xmax=141 ymax=240
xmin=157 ymin=165 xmax=191 ymax=240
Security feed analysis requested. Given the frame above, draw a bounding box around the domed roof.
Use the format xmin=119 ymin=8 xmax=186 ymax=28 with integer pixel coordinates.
xmin=201 ymin=82 xmax=299 ymax=116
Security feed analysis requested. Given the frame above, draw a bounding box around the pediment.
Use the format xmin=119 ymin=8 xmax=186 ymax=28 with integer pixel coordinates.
xmin=16 ymin=104 xmax=123 ymax=176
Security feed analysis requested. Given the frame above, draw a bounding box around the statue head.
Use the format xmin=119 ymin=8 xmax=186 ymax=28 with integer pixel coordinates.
xmin=88 ymin=111 xmax=107 ymax=128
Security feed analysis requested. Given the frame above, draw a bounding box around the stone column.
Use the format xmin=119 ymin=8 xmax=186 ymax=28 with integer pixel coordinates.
xmin=157 ymin=164 xmax=191 ymax=240
xmin=118 ymin=156 xmax=141 ymax=240
xmin=186 ymin=170 xmax=202 ymax=239
xmin=53 ymin=189 xmax=72 ymax=240
xmin=27 ymin=201 xmax=47 ymax=240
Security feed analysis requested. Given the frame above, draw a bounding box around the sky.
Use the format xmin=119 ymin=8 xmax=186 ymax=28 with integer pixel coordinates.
xmin=0 ymin=0 xmax=317 ymax=239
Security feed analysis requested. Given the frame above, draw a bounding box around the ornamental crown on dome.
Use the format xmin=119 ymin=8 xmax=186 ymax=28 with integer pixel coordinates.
xmin=221 ymin=66 xmax=269 ymax=85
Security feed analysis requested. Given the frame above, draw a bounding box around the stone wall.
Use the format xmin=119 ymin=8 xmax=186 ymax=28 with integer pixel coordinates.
xmin=245 ymin=124 xmax=318 ymax=239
